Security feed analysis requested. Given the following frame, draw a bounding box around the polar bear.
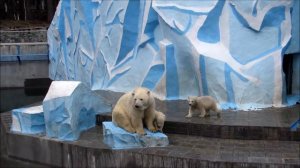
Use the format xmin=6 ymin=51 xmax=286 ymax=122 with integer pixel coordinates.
xmin=185 ymin=96 xmax=220 ymax=118
xmin=112 ymin=87 xmax=156 ymax=135
xmin=153 ymin=111 xmax=166 ymax=132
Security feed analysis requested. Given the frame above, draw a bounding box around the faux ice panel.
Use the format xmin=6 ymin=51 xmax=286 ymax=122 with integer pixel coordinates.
xmin=11 ymin=105 xmax=45 ymax=134
xmin=43 ymin=81 xmax=112 ymax=141
xmin=48 ymin=0 xmax=299 ymax=110
xmin=103 ymin=122 xmax=169 ymax=149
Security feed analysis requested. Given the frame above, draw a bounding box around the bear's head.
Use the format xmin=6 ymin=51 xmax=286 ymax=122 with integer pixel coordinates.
xmin=188 ymin=96 xmax=197 ymax=107
xmin=131 ymin=87 xmax=152 ymax=111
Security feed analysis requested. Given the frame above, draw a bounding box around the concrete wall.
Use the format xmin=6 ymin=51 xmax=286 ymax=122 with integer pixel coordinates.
xmin=0 ymin=61 xmax=49 ymax=88
xmin=0 ymin=30 xmax=47 ymax=43
xmin=0 ymin=41 xmax=49 ymax=88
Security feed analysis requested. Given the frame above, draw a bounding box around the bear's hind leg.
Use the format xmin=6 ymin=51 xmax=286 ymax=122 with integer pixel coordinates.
xmin=212 ymin=103 xmax=221 ymax=117
xmin=112 ymin=111 xmax=136 ymax=133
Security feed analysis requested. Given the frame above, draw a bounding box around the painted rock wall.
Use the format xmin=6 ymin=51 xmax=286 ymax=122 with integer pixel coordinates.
xmin=48 ymin=0 xmax=299 ymax=110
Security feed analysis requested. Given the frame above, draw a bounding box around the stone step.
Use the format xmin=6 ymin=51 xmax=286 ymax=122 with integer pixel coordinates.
xmin=97 ymin=104 xmax=300 ymax=141
xmin=1 ymin=111 xmax=299 ymax=167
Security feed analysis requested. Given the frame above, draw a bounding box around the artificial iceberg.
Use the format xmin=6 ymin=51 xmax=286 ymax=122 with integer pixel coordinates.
xmin=11 ymin=105 xmax=45 ymax=134
xmin=103 ymin=122 xmax=169 ymax=149
xmin=43 ymin=81 xmax=112 ymax=141
xmin=47 ymin=0 xmax=300 ymax=110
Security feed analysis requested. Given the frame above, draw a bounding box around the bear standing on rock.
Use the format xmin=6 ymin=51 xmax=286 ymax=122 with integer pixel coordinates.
xmin=112 ymin=87 xmax=156 ymax=135
xmin=185 ymin=96 xmax=220 ymax=118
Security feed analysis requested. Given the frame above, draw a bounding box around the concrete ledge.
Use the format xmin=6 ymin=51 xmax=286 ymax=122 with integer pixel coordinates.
xmin=1 ymin=111 xmax=300 ymax=167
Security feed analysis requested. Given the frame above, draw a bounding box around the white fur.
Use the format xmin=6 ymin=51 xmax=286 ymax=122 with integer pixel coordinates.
xmin=185 ymin=96 xmax=220 ymax=118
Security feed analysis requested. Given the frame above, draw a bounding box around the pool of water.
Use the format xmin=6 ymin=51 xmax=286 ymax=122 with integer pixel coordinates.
xmin=0 ymin=88 xmax=45 ymax=113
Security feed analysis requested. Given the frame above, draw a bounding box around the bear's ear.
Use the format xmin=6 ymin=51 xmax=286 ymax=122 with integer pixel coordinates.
xmin=132 ymin=92 xmax=135 ymax=96
xmin=147 ymin=90 xmax=150 ymax=95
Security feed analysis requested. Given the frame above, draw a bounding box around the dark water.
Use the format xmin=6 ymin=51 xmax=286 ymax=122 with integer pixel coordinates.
xmin=0 ymin=88 xmax=45 ymax=113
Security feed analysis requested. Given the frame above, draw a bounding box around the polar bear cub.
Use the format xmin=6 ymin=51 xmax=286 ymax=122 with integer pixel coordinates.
xmin=185 ymin=96 xmax=220 ymax=118
xmin=112 ymin=87 xmax=156 ymax=135
xmin=153 ymin=111 xmax=166 ymax=132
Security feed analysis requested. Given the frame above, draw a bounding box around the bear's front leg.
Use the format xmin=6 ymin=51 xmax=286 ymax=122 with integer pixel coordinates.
xmin=144 ymin=108 xmax=157 ymax=132
xmin=198 ymin=108 xmax=206 ymax=118
xmin=185 ymin=108 xmax=193 ymax=118
xmin=145 ymin=116 xmax=156 ymax=132
xmin=131 ymin=117 xmax=145 ymax=135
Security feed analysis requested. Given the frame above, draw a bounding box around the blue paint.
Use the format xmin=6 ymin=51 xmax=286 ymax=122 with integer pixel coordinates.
xmin=229 ymin=3 xmax=279 ymax=65
xmin=142 ymin=64 xmax=164 ymax=90
xmin=107 ymin=68 xmax=131 ymax=87
xmin=199 ymin=56 xmax=208 ymax=95
xmin=0 ymin=54 xmax=49 ymax=62
xmin=286 ymin=0 xmax=300 ymax=53
xmin=252 ymin=0 xmax=258 ymax=17
xmin=47 ymin=0 xmax=296 ymax=110
xmin=116 ymin=0 xmax=140 ymax=64
xmin=166 ymin=44 xmax=179 ymax=99
xmin=43 ymin=81 xmax=112 ymax=141
xmin=156 ymin=5 xmax=209 ymax=15
xmin=224 ymin=64 xmax=236 ymax=104
xmin=103 ymin=122 xmax=169 ymax=149
xmin=57 ymin=6 xmax=69 ymax=78
xmin=105 ymin=9 xmax=124 ymax=26
xmin=287 ymin=95 xmax=300 ymax=106
xmin=261 ymin=6 xmax=285 ymax=29
xmin=145 ymin=20 xmax=159 ymax=33
xmin=220 ymin=103 xmax=237 ymax=110
xmin=290 ymin=119 xmax=300 ymax=131
xmin=11 ymin=107 xmax=45 ymax=135
xmin=144 ymin=6 xmax=159 ymax=34
xmin=230 ymin=4 xmax=252 ymax=30
xmin=78 ymin=0 xmax=98 ymax=48
xmin=197 ymin=0 xmax=225 ymax=43
xmin=44 ymin=102 xmax=65 ymax=138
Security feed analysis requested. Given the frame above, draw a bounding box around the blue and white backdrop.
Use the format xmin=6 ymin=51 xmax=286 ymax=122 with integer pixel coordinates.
xmin=48 ymin=0 xmax=300 ymax=110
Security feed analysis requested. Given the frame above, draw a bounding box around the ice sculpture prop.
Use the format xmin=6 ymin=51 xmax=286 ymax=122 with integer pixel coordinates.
xmin=43 ymin=81 xmax=111 ymax=141
xmin=48 ymin=0 xmax=300 ymax=110
xmin=103 ymin=122 xmax=169 ymax=149
xmin=11 ymin=105 xmax=45 ymax=134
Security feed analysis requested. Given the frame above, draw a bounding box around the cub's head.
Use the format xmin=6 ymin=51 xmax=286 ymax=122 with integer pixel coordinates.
xmin=131 ymin=87 xmax=152 ymax=110
xmin=188 ymin=96 xmax=197 ymax=107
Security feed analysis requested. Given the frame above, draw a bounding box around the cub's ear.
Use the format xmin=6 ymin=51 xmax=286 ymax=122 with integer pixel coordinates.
xmin=188 ymin=96 xmax=190 ymax=99
xmin=132 ymin=92 xmax=135 ymax=96
xmin=147 ymin=90 xmax=150 ymax=95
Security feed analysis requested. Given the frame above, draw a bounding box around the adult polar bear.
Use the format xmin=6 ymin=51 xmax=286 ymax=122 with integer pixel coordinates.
xmin=112 ymin=87 xmax=156 ymax=135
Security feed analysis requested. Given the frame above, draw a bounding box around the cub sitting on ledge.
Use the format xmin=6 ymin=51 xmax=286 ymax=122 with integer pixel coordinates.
xmin=153 ymin=111 xmax=166 ymax=132
xmin=112 ymin=87 xmax=156 ymax=135
xmin=185 ymin=96 xmax=220 ymax=118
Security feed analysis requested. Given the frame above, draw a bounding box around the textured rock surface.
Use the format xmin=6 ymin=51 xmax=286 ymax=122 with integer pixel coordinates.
xmin=48 ymin=0 xmax=300 ymax=110
xmin=43 ymin=81 xmax=112 ymax=141
xmin=11 ymin=105 xmax=45 ymax=134
xmin=103 ymin=122 xmax=169 ymax=149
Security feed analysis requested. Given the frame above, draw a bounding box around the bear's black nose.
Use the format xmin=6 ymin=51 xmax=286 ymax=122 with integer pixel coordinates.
xmin=135 ymin=105 xmax=140 ymax=108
